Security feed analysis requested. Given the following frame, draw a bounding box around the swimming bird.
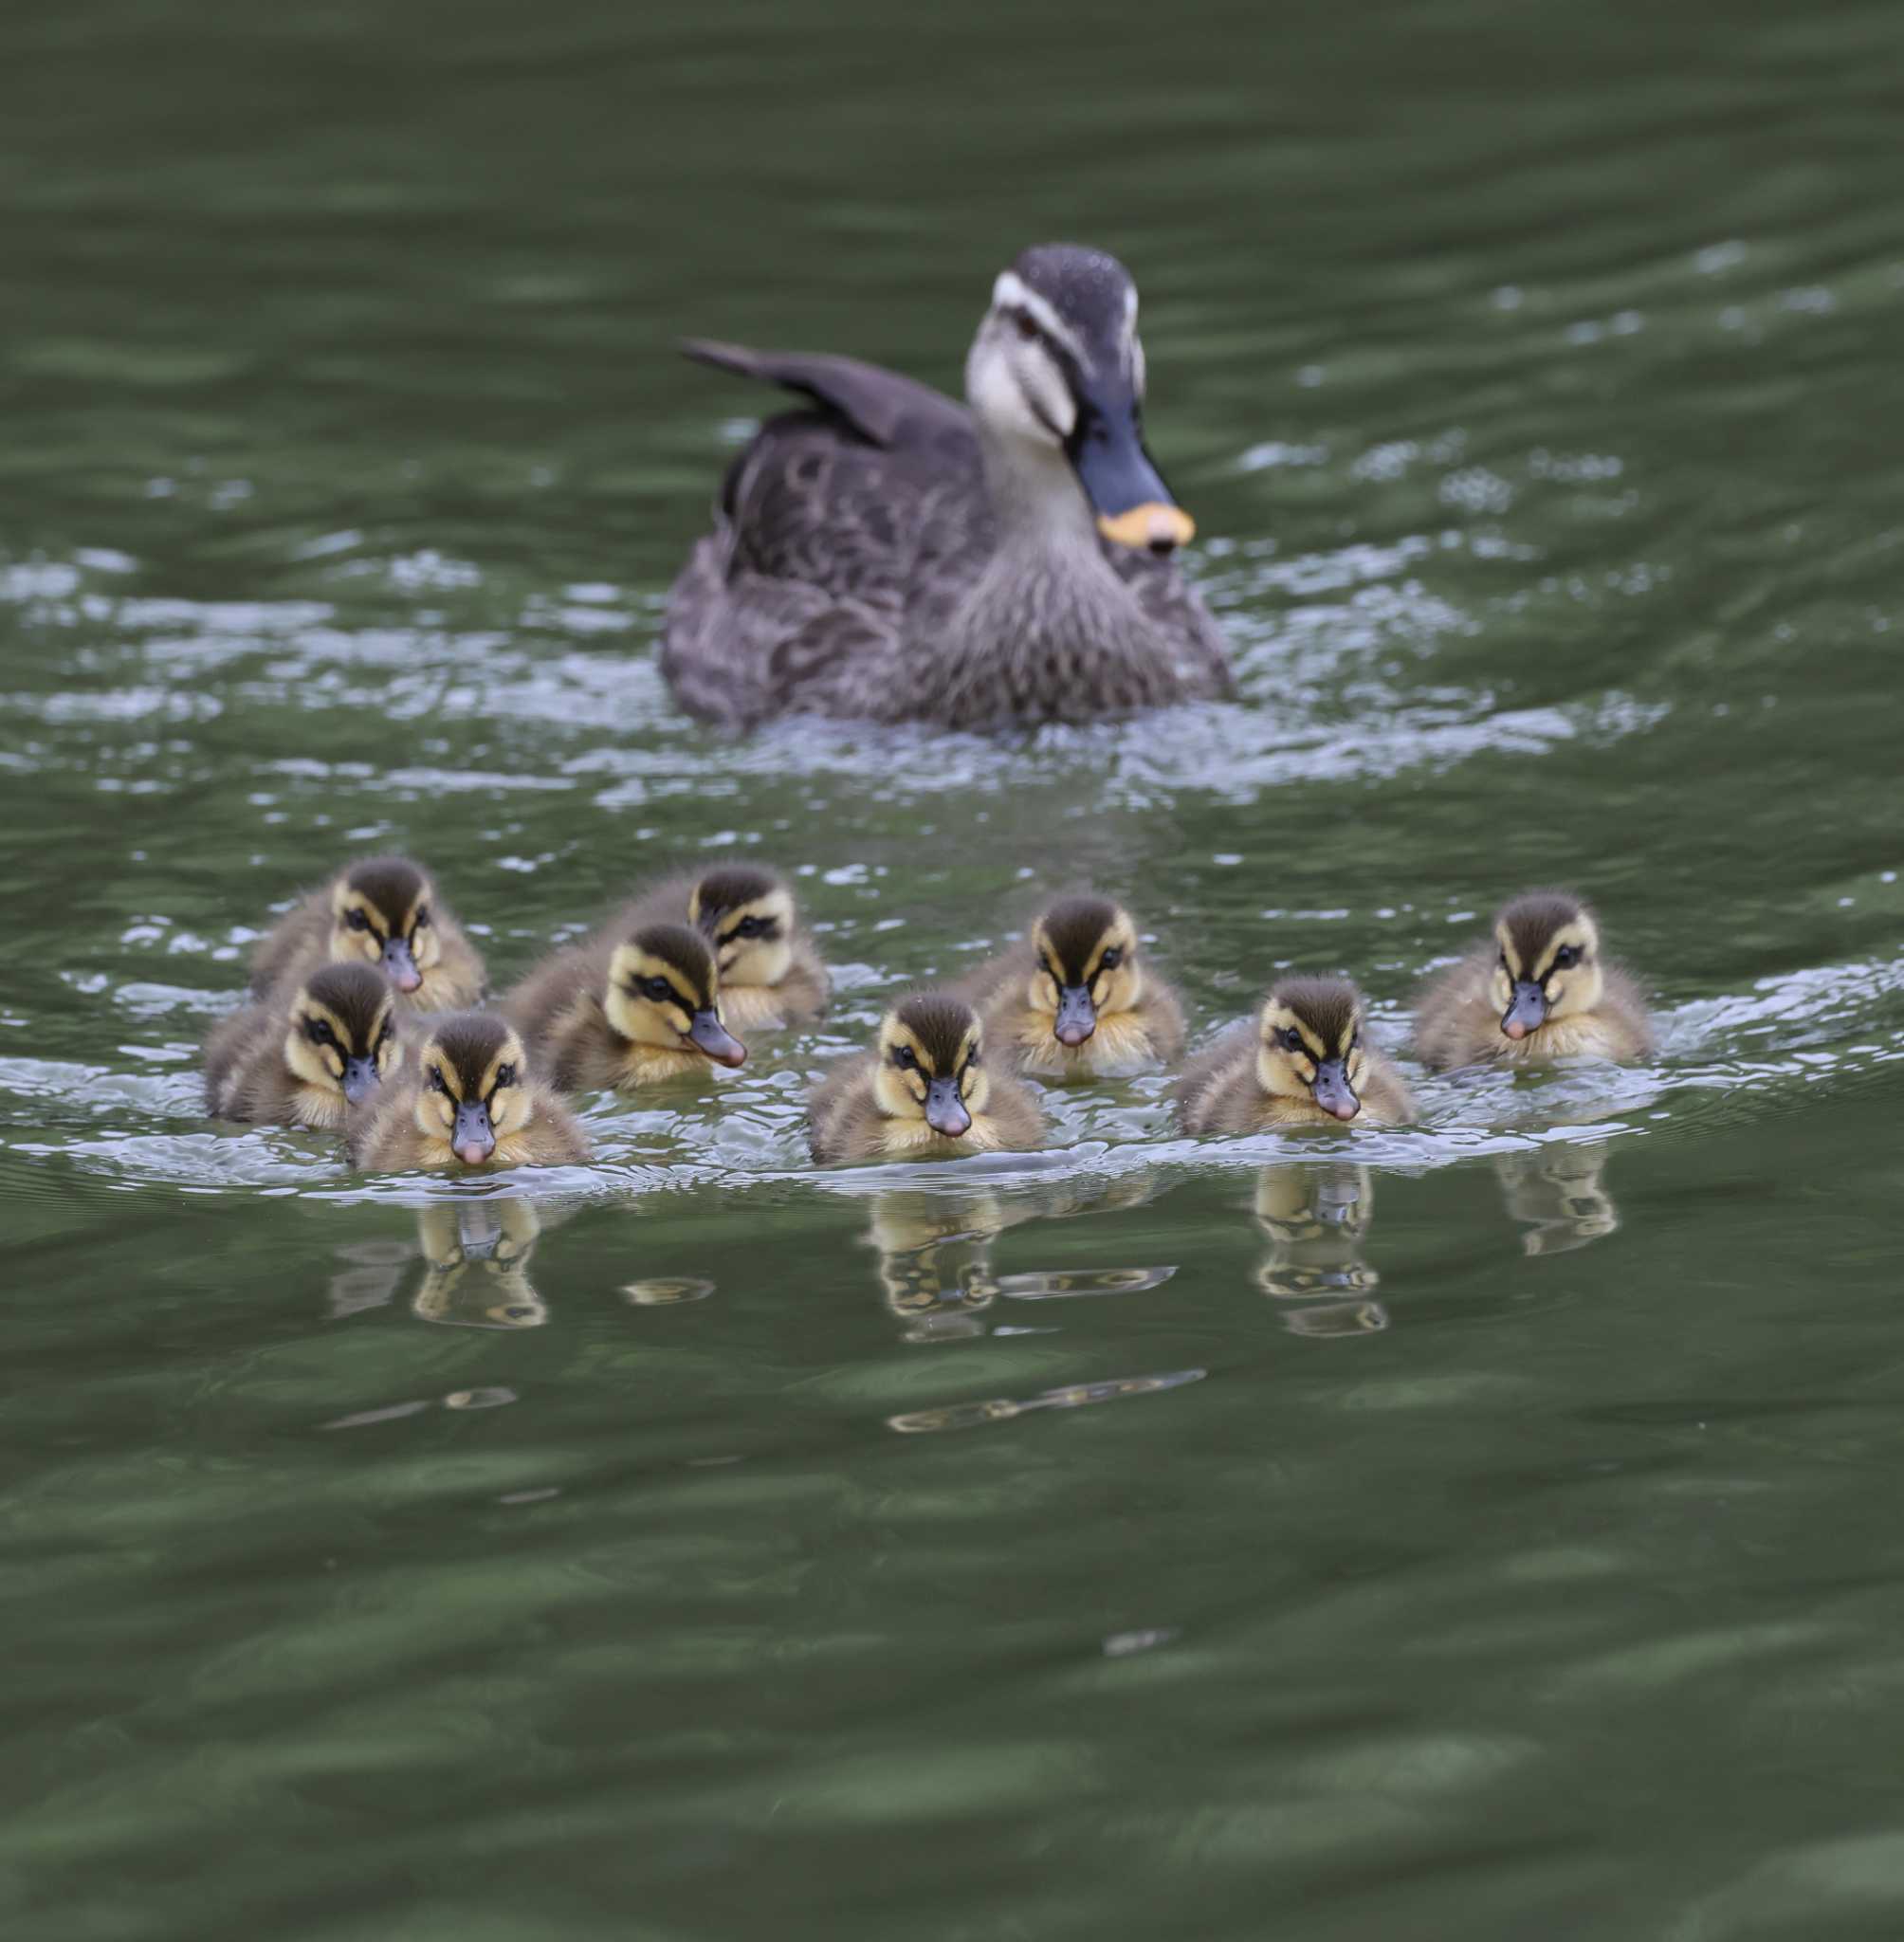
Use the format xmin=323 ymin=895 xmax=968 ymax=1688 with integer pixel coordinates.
xmin=348 ymin=1012 xmax=588 ymax=1171
xmin=203 ymin=961 xmax=400 ymax=1132
xmin=809 ymin=993 xmax=1044 ymax=1163
xmin=955 ymin=893 xmax=1185 ymax=1077
xmin=247 ymin=856 xmax=485 ymax=1012
xmin=662 ymin=243 xmax=1234 ymax=730
xmin=616 ymin=865 xmax=829 ymax=1030
xmin=1176 ymin=978 xmax=1415 ymax=1132
xmin=503 ymin=921 xmax=747 ymax=1092
xmin=1414 ymin=890 xmax=1653 ymax=1070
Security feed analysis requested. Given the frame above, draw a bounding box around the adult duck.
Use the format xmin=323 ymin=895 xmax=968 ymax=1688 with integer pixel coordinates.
xmin=662 ymin=244 xmax=1233 ymax=731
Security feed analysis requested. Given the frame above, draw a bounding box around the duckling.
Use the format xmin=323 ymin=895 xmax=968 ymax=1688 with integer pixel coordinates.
xmin=348 ymin=1012 xmax=589 ymax=1172
xmin=619 ymin=865 xmax=829 ymax=1030
xmin=809 ymin=993 xmax=1045 ymax=1164
xmin=1175 ymin=978 xmax=1416 ymax=1133
xmin=503 ymin=921 xmax=746 ymax=1092
xmin=248 ymin=855 xmax=485 ymax=1012
xmin=203 ymin=961 xmax=401 ymax=1132
xmin=956 ymin=894 xmax=1185 ymax=1078
xmin=1414 ymin=891 xmax=1654 ymax=1071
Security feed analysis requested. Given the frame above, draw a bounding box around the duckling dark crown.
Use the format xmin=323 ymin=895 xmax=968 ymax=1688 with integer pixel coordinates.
xmin=344 ymin=855 xmax=430 ymax=923
xmin=1266 ymin=977 xmax=1363 ymax=1047
xmin=302 ymin=962 xmax=392 ymax=1045
xmin=890 ymin=994 xmax=980 ymax=1070
xmin=1038 ymin=895 xmax=1124 ymax=978
xmin=694 ymin=865 xmax=781 ymax=916
xmin=1498 ymin=890 xmax=1589 ymax=962
xmin=626 ymin=924 xmax=719 ymax=1004
xmin=424 ymin=1012 xmax=520 ymax=1090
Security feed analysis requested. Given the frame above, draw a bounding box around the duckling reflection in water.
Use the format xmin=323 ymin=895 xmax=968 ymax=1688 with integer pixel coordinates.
xmin=504 ymin=921 xmax=747 ymax=1092
xmin=349 ymin=1013 xmax=589 ymax=1172
xmin=617 ymin=866 xmax=829 ymax=1031
xmin=204 ymin=961 xmax=401 ymax=1133
xmin=1494 ymin=1141 xmax=1619 ymax=1257
xmin=412 ymin=1200 xmax=546 ymax=1329
xmin=808 ymin=994 xmax=1044 ymax=1163
xmin=1176 ymin=978 xmax=1415 ymax=1132
xmin=1415 ymin=890 xmax=1653 ymax=1071
xmin=1254 ymin=1163 xmax=1389 ymax=1339
xmin=956 ymin=894 xmax=1186 ymax=1079
xmin=861 ymin=1177 xmax=1171 ymax=1344
xmin=248 ymin=855 xmax=485 ymax=1013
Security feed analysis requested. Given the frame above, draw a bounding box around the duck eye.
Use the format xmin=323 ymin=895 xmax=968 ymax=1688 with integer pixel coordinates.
xmin=493 ymin=1063 xmax=516 ymax=1090
xmin=892 ymin=1046 xmax=917 ymax=1071
xmin=643 ymin=977 xmax=675 ymax=1003
xmin=1100 ymin=947 xmax=1123 ymax=970
xmin=412 ymin=906 xmax=430 ymax=931
xmin=344 ymin=909 xmax=371 ymax=932
xmin=427 ymin=1067 xmax=449 ymax=1094
xmin=736 ymin=916 xmax=764 ymax=939
xmin=305 ymin=1018 xmax=333 ymax=1047
xmin=1012 ymin=310 xmax=1039 ymax=342
xmin=1553 ymin=945 xmax=1580 ymax=970
xmin=1282 ymin=1029 xmax=1306 ymax=1054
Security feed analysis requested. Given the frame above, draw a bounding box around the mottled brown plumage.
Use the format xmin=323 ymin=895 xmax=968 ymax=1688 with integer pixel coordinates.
xmin=503 ymin=921 xmax=747 ymax=1093
xmin=662 ymin=245 xmax=1233 ymax=731
xmin=956 ymin=893 xmax=1185 ymax=1078
xmin=1177 ymin=978 xmax=1415 ymax=1133
xmin=204 ymin=962 xmax=401 ymax=1133
xmin=349 ymin=1013 xmax=588 ymax=1172
xmin=247 ymin=855 xmax=485 ymax=1013
xmin=809 ymin=993 xmax=1045 ymax=1164
xmin=615 ymin=865 xmax=829 ymax=1030
xmin=1414 ymin=890 xmax=1654 ymax=1071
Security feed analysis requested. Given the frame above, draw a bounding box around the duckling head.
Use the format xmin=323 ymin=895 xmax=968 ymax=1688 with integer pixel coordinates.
xmin=687 ymin=865 xmax=796 ymax=991
xmin=1026 ymin=895 xmax=1144 ymax=1048
xmin=603 ymin=924 xmax=747 ymax=1067
xmin=413 ymin=1013 xmax=536 ymax=1165
xmin=1255 ymin=978 xmax=1371 ymax=1123
xmin=284 ymin=962 xmax=399 ymax=1108
xmin=1491 ymin=891 xmax=1605 ymax=1041
xmin=874 ymin=995 xmax=990 ymax=1139
xmin=330 ymin=856 xmax=442 ymax=995
xmin=964 ymin=243 xmax=1194 ymax=558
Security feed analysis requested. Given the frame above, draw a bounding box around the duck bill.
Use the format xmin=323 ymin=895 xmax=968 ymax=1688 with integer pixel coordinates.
xmin=1068 ymin=382 xmax=1196 ymax=554
xmin=382 ymin=936 xmax=423 ymax=994
xmin=1053 ymin=984 xmax=1098 ymax=1048
xmin=1502 ymin=980 xmax=1549 ymax=1041
xmin=1310 ymin=1058 xmax=1361 ymax=1122
xmin=451 ymin=1099 xmax=496 ymax=1165
xmin=924 ymin=1075 xmax=973 ymax=1139
xmin=341 ymin=1056 xmax=378 ymax=1107
xmin=687 ymin=1009 xmax=746 ymax=1068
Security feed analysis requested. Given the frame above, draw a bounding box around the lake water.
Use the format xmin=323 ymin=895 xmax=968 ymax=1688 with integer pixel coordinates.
xmin=4 ymin=2 xmax=1902 ymax=1935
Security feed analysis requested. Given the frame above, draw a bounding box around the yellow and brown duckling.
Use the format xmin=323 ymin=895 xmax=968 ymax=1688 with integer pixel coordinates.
xmin=1176 ymin=977 xmax=1416 ymax=1132
xmin=348 ymin=1012 xmax=588 ymax=1172
xmin=620 ymin=865 xmax=829 ymax=1030
xmin=956 ymin=894 xmax=1185 ymax=1078
xmin=203 ymin=961 xmax=401 ymax=1132
xmin=503 ymin=921 xmax=747 ymax=1093
xmin=809 ymin=993 xmax=1045 ymax=1164
xmin=1414 ymin=890 xmax=1654 ymax=1071
xmin=249 ymin=855 xmax=485 ymax=1012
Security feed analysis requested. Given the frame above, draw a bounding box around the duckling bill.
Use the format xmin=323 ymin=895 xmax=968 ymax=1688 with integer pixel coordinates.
xmin=203 ymin=962 xmax=400 ymax=1132
xmin=618 ymin=865 xmax=829 ymax=1030
xmin=809 ymin=994 xmax=1044 ymax=1164
xmin=957 ymin=894 xmax=1184 ymax=1078
xmin=1176 ymin=978 xmax=1415 ymax=1133
xmin=248 ymin=855 xmax=485 ymax=1012
xmin=503 ymin=921 xmax=746 ymax=1092
xmin=1414 ymin=891 xmax=1654 ymax=1070
xmin=348 ymin=1013 xmax=588 ymax=1172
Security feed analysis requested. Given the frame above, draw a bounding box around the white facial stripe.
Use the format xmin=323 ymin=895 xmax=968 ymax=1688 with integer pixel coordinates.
xmin=991 ymin=271 xmax=1087 ymax=363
